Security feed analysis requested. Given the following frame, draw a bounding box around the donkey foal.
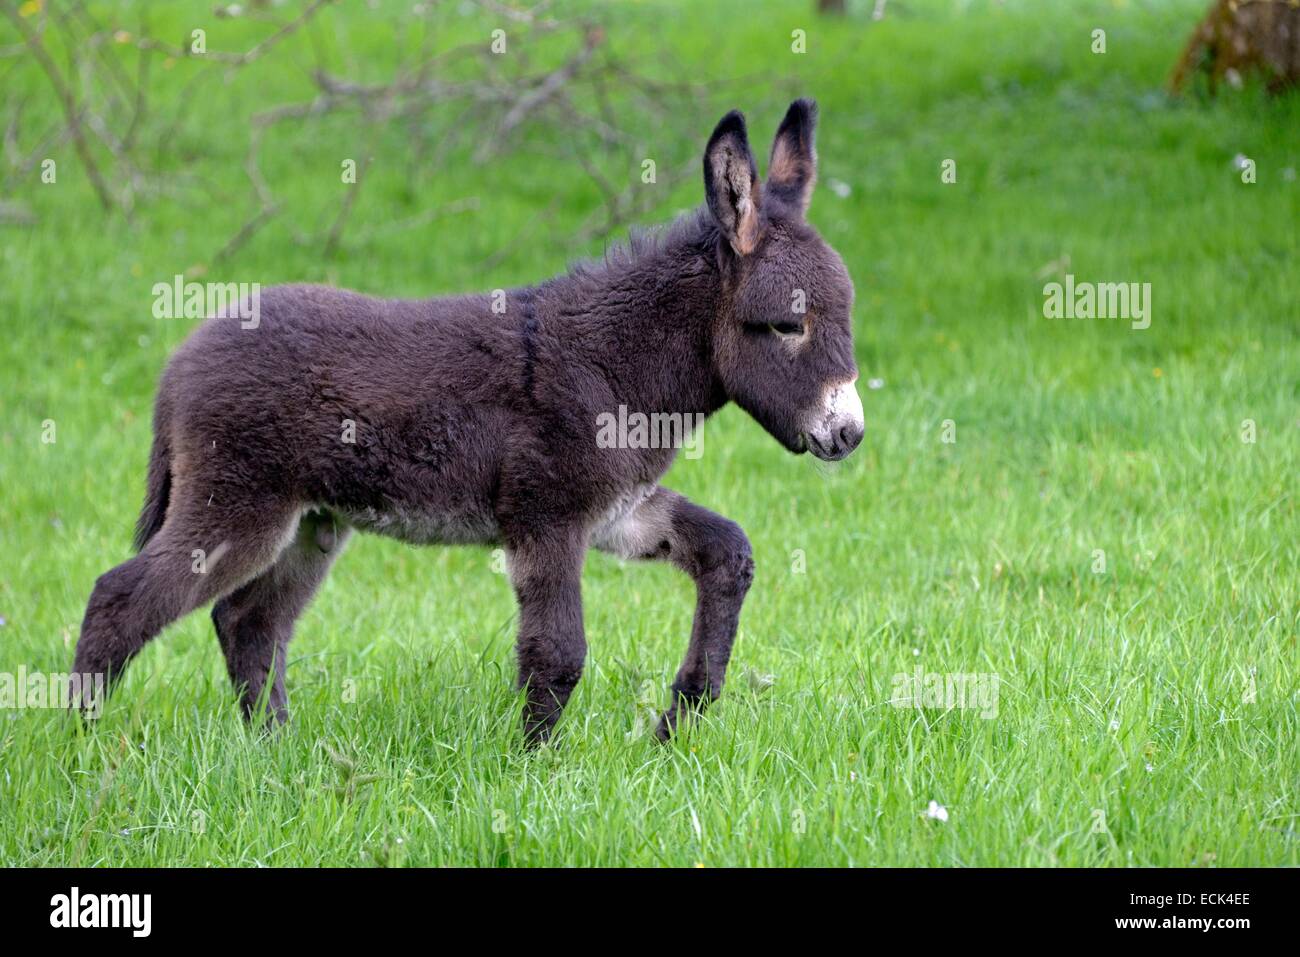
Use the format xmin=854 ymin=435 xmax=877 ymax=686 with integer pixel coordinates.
xmin=72 ymin=99 xmax=864 ymax=745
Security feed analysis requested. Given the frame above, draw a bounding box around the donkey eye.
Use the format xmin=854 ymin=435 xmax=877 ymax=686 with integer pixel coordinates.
xmin=768 ymin=320 xmax=804 ymax=337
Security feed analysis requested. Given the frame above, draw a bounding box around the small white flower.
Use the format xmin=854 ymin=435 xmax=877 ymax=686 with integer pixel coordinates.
xmin=912 ymin=648 xmax=920 ymax=657
xmin=1232 ymin=153 xmax=1251 ymax=171
xmin=924 ymin=800 xmax=949 ymax=822
xmin=827 ymin=178 xmax=852 ymax=199
xmin=867 ymin=377 xmax=884 ymax=390
xmin=1108 ymin=719 xmax=1120 ymax=732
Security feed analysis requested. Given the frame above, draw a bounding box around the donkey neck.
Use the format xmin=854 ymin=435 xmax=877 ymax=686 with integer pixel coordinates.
xmin=536 ymin=218 xmax=727 ymax=418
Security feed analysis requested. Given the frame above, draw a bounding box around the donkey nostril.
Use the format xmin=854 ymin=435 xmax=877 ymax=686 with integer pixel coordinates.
xmin=838 ymin=425 xmax=861 ymax=451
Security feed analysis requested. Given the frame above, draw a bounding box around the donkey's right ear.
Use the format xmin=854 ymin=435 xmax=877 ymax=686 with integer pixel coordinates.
xmin=703 ymin=110 xmax=762 ymax=256
xmin=767 ymin=98 xmax=818 ymax=216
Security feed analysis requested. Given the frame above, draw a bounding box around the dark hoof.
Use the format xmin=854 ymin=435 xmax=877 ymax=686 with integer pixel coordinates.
xmin=654 ymin=713 xmax=675 ymax=742
xmin=65 ymin=678 xmax=106 ymax=722
xmin=654 ymin=705 xmax=695 ymax=742
xmin=522 ymin=711 xmax=560 ymax=750
xmin=656 ymin=686 xmax=715 ymax=741
xmin=247 ymin=713 xmax=290 ymax=739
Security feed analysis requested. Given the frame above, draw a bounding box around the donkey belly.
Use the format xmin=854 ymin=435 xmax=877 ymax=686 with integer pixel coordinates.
xmin=336 ymin=503 xmax=501 ymax=547
xmin=306 ymin=399 xmax=508 ymax=549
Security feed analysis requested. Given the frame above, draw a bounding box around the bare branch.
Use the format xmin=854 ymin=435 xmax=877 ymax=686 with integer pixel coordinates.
xmin=129 ymin=0 xmax=337 ymax=67
xmin=2 ymin=0 xmax=115 ymax=211
xmin=474 ymin=24 xmax=603 ymax=161
xmin=213 ymin=201 xmax=281 ymax=265
xmin=324 ymin=154 xmax=372 ymax=258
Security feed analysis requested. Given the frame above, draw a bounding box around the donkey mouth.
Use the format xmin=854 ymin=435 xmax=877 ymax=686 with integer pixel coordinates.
xmin=805 ymin=430 xmax=858 ymax=462
xmin=806 ymin=432 xmax=837 ymax=460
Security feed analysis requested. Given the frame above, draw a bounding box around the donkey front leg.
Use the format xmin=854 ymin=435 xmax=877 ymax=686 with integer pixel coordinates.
xmin=593 ymin=487 xmax=754 ymax=740
xmin=507 ymin=531 xmax=587 ymax=746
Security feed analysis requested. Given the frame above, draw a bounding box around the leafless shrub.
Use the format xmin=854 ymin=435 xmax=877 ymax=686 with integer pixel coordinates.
xmin=0 ymin=0 xmax=708 ymax=264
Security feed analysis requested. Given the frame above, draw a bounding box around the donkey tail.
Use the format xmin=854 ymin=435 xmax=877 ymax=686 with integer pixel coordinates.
xmin=133 ymin=405 xmax=172 ymax=551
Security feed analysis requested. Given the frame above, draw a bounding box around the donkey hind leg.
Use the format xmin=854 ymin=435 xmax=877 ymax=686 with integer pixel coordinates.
xmin=212 ymin=510 xmax=351 ymax=724
xmin=507 ymin=531 xmax=587 ymax=746
xmin=592 ymin=486 xmax=754 ymax=740
xmin=70 ymin=493 xmax=301 ymax=712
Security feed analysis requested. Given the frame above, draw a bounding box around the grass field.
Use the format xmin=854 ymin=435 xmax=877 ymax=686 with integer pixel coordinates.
xmin=0 ymin=0 xmax=1296 ymax=866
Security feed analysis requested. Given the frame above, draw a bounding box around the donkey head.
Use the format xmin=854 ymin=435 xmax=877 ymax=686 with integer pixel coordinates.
xmin=704 ymin=99 xmax=863 ymax=462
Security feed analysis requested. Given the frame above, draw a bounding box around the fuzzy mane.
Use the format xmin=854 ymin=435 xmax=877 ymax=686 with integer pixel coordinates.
xmin=559 ymin=205 xmax=720 ymax=286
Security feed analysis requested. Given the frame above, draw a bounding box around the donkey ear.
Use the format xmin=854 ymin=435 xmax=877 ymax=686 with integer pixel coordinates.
xmin=767 ymin=98 xmax=818 ymax=216
xmin=703 ymin=110 xmax=762 ymax=256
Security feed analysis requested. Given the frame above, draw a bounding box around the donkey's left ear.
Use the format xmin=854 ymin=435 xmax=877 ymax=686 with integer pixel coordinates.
xmin=767 ymin=98 xmax=818 ymax=216
xmin=704 ymin=110 xmax=763 ymax=256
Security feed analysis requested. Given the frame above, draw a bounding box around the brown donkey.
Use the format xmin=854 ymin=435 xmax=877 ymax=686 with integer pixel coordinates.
xmin=71 ymin=99 xmax=864 ymax=744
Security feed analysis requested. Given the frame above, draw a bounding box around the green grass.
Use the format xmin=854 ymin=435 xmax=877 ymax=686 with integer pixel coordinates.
xmin=0 ymin=0 xmax=1296 ymax=866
